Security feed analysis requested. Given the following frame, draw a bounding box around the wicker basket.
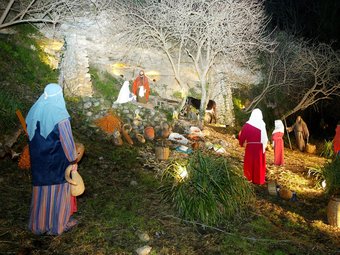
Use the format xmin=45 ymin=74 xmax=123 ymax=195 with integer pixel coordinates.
xmin=306 ymin=143 xmax=316 ymax=154
xmin=76 ymin=143 xmax=85 ymax=162
xmin=155 ymin=146 xmax=170 ymax=160
xmin=327 ymin=196 xmax=340 ymax=227
xmin=268 ymin=181 xmax=278 ymax=196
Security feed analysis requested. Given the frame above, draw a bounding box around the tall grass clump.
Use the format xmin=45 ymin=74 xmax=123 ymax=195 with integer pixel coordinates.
xmin=319 ymin=140 xmax=334 ymax=159
xmin=0 ymin=91 xmax=26 ymax=132
xmin=323 ymin=157 xmax=340 ymax=196
xmin=0 ymin=25 xmax=57 ymax=134
xmin=160 ymin=152 xmax=254 ymax=225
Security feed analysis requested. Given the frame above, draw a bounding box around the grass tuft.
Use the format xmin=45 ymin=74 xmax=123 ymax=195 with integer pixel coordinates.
xmin=160 ymin=152 xmax=255 ymax=225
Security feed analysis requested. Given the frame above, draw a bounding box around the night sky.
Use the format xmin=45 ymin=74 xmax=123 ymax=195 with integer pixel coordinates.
xmin=265 ymin=0 xmax=340 ymax=49
xmin=264 ymin=0 xmax=340 ymax=139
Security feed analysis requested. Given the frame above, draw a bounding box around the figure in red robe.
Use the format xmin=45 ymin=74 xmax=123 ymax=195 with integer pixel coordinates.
xmin=272 ymin=120 xmax=285 ymax=166
xmin=239 ymin=108 xmax=268 ymax=185
xmin=132 ymin=70 xmax=150 ymax=104
xmin=333 ymin=121 xmax=340 ymax=155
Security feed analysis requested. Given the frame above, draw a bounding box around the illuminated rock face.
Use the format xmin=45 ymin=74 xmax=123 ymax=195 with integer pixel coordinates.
xmin=40 ymin=15 xmax=260 ymax=126
xmin=58 ymin=34 xmax=93 ymax=97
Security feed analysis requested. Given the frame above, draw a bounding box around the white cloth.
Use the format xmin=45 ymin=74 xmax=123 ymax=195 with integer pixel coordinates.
xmin=272 ymin=119 xmax=284 ymax=134
xmin=138 ymin=85 xmax=146 ymax=97
xmin=246 ymin=108 xmax=268 ymax=153
xmin=189 ymin=126 xmax=204 ymax=137
xmin=168 ymin=133 xmax=189 ymax=145
xmin=114 ymin=81 xmax=134 ymax=104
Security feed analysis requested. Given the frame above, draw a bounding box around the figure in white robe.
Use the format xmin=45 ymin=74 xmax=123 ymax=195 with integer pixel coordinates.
xmin=114 ymin=81 xmax=135 ymax=104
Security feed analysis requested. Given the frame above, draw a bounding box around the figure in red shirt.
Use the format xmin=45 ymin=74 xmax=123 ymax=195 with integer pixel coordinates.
xmin=272 ymin=120 xmax=285 ymax=166
xmin=239 ymin=108 xmax=268 ymax=185
xmin=132 ymin=70 xmax=150 ymax=103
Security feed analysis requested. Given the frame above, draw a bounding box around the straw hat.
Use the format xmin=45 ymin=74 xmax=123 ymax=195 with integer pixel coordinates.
xmin=65 ymin=165 xmax=85 ymax=196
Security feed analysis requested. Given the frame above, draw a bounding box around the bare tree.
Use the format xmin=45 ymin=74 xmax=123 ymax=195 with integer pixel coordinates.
xmin=0 ymin=0 xmax=112 ymax=30
xmin=281 ymin=42 xmax=340 ymax=119
xmin=109 ymin=0 xmax=274 ymax=126
xmin=247 ymin=32 xmax=340 ymax=120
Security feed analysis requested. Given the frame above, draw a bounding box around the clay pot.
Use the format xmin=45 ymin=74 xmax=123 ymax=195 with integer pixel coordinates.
xmin=76 ymin=143 xmax=85 ymax=162
xmin=192 ymin=142 xmax=199 ymax=150
xmin=279 ymin=188 xmax=293 ymax=200
xmin=144 ymin=126 xmax=155 ymax=140
xmin=113 ymin=130 xmax=123 ymax=146
xmin=122 ymin=124 xmax=134 ymax=145
xmin=161 ymin=128 xmax=171 ymax=139
xmin=65 ymin=165 xmax=85 ymax=196
xmin=136 ymin=133 xmax=146 ymax=143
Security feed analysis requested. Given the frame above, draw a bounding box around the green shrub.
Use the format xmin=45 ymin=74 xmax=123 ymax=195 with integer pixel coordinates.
xmin=160 ymin=152 xmax=254 ymax=225
xmin=90 ymin=68 xmax=120 ymax=100
xmin=319 ymin=140 xmax=334 ymax=159
xmin=307 ymin=166 xmax=324 ymax=189
xmin=172 ymin=91 xmax=183 ymax=99
xmin=323 ymin=157 xmax=340 ymax=195
xmin=232 ymin=97 xmax=248 ymax=131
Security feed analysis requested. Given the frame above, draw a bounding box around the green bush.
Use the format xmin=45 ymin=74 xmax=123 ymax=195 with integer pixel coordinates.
xmin=90 ymin=68 xmax=120 ymax=100
xmin=323 ymin=157 xmax=340 ymax=195
xmin=172 ymin=91 xmax=183 ymax=100
xmin=160 ymin=152 xmax=254 ymax=225
xmin=319 ymin=140 xmax=334 ymax=159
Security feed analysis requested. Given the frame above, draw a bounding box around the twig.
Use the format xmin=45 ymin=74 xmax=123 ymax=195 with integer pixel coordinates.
xmin=0 ymin=231 xmax=9 ymax=237
xmin=163 ymin=214 xmax=292 ymax=243
xmin=0 ymin=240 xmax=18 ymax=244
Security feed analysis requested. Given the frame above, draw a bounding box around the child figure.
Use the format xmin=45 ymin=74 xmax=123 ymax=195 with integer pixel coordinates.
xmin=272 ymin=120 xmax=285 ymax=166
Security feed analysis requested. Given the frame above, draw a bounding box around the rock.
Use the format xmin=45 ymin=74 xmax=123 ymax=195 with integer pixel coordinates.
xmin=136 ymin=245 xmax=152 ymax=255
xmin=84 ymin=101 xmax=92 ymax=109
xmin=137 ymin=231 xmax=150 ymax=242
xmin=130 ymin=180 xmax=138 ymax=186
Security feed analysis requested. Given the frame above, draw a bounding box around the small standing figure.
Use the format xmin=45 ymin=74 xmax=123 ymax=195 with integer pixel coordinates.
xmin=272 ymin=120 xmax=285 ymax=166
xmin=26 ymin=83 xmax=79 ymax=235
xmin=287 ymin=116 xmax=309 ymax=152
xmin=132 ymin=70 xmax=150 ymax=104
xmin=239 ymin=108 xmax=268 ymax=185
xmin=114 ymin=80 xmax=136 ymax=104
xmin=333 ymin=121 xmax=340 ymax=156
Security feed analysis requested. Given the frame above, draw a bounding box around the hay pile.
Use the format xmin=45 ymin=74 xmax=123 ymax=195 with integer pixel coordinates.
xmin=94 ymin=111 xmax=122 ymax=134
